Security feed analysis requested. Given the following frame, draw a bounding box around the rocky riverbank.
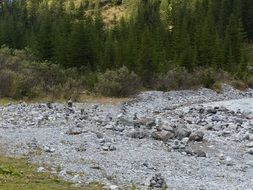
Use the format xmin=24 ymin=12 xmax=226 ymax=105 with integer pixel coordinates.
xmin=0 ymin=84 xmax=253 ymax=189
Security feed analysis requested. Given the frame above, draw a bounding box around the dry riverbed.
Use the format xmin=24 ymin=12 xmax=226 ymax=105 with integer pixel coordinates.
xmin=0 ymin=84 xmax=253 ymax=190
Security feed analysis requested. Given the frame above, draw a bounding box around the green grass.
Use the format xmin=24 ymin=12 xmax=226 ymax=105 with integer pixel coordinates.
xmin=0 ymin=156 xmax=104 ymax=190
xmin=0 ymin=98 xmax=17 ymax=105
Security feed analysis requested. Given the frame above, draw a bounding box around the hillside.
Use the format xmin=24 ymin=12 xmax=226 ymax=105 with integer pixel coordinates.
xmin=0 ymin=0 xmax=253 ymax=99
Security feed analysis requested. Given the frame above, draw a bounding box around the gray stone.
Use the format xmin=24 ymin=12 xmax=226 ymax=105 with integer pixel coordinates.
xmin=37 ymin=167 xmax=46 ymax=172
xmin=75 ymin=146 xmax=86 ymax=152
xmin=189 ymin=131 xmax=204 ymax=142
xmin=149 ymin=173 xmax=167 ymax=189
xmin=109 ymin=145 xmax=116 ymax=151
xmin=246 ymin=142 xmax=253 ymax=148
xmin=175 ymin=126 xmax=191 ymax=140
xmin=212 ymin=116 xmax=222 ymax=122
xmin=225 ymin=157 xmax=235 ymax=166
xmin=43 ymin=146 xmax=55 ymax=153
xmin=247 ymin=148 xmax=253 ymax=155
xmin=151 ymin=130 xmax=174 ymax=142
xmin=222 ymin=130 xmax=231 ymax=137
xmin=67 ymin=100 xmax=73 ymax=108
xmin=194 ymin=150 xmax=206 ymax=157
xmin=207 ymin=107 xmax=217 ymax=114
xmin=162 ymin=125 xmax=174 ymax=132
xmin=128 ymin=130 xmax=147 ymax=139
xmin=108 ymin=185 xmax=119 ymax=190
xmin=205 ymin=125 xmax=213 ymax=131
xmin=66 ymin=128 xmax=86 ymax=135
xmin=102 ymin=146 xmax=109 ymax=151
xmin=46 ymin=102 xmax=53 ymax=109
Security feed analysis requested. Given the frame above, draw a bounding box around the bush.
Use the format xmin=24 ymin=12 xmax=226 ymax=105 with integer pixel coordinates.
xmin=230 ymin=80 xmax=248 ymax=90
xmin=0 ymin=47 xmax=86 ymax=100
xmin=95 ymin=66 xmax=142 ymax=97
xmin=200 ymin=68 xmax=216 ymax=88
xmin=0 ymin=69 xmax=16 ymax=98
xmin=247 ymin=76 xmax=253 ymax=88
xmin=154 ymin=68 xmax=201 ymax=91
xmin=212 ymin=81 xmax=222 ymax=93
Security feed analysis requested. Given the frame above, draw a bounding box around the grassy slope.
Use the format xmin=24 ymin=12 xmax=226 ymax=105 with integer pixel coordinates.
xmin=0 ymin=94 xmax=130 ymax=106
xmin=0 ymin=156 xmax=103 ymax=190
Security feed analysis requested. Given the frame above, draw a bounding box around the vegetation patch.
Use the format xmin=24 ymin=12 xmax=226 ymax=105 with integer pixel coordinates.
xmin=0 ymin=156 xmax=104 ymax=190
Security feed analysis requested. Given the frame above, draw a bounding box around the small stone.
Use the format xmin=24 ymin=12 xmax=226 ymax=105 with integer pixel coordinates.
xmin=98 ymin=138 xmax=106 ymax=144
xmin=67 ymin=100 xmax=73 ymax=107
xmin=128 ymin=130 xmax=146 ymax=139
xmin=174 ymin=140 xmax=179 ymax=145
xmin=205 ymin=125 xmax=213 ymax=131
xmin=199 ymin=107 xmax=205 ymax=114
xmin=109 ymin=185 xmax=119 ymax=190
xmin=219 ymin=153 xmax=225 ymax=160
xmin=247 ymin=148 xmax=253 ymax=155
xmin=109 ymin=145 xmax=116 ymax=151
xmin=189 ymin=131 xmax=204 ymax=142
xmin=75 ymin=146 xmax=86 ymax=152
xmin=162 ymin=125 xmax=174 ymax=132
xmin=90 ymin=164 xmax=100 ymax=170
xmin=181 ymin=137 xmax=189 ymax=144
xmin=46 ymin=102 xmax=53 ymax=109
xmin=105 ymin=125 xmax=114 ymax=130
xmin=37 ymin=167 xmax=46 ymax=172
xmin=96 ymin=132 xmax=104 ymax=139
xmin=102 ymin=146 xmax=109 ymax=151
xmin=207 ymin=108 xmax=217 ymax=114
xmin=194 ymin=150 xmax=206 ymax=157
xmin=114 ymin=126 xmax=125 ymax=132
xmin=175 ymin=125 xmax=191 ymax=140
xmin=44 ymin=146 xmax=55 ymax=153
xmin=225 ymin=157 xmax=234 ymax=166
xmin=66 ymin=128 xmax=86 ymax=135
xmin=184 ymin=149 xmax=194 ymax=155
xmin=222 ymin=130 xmax=231 ymax=137
xmin=246 ymin=142 xmax=253 ymax=148
xmin=151 ymin=131 xmax=174 ymax=142
xmin=150 ymin=180 xmax=156 ymax=186
xmin=212 ymin=116 xmax=222 ymax=122
xmin=146 ymin=119 xmax=156 ymax=129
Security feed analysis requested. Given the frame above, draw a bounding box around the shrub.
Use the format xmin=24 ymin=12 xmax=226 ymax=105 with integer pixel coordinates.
xmin=230 ymin=80 xmax=248 ymax=90
xmin=212 ymin=81 xmax=222 ymax=93
xmin=0 ymin=69 xmax=16 ymax=98
xmin=0 ymin=47 xmax=86 ymax=100
xmin=95 ymin=66 xmax=142 ymax=97
xmin=154 ymin=68 xmax=201 ymax=91
xmin=247 ymin=76 xmax=253 ymax=88
xmin=200 ymin=68 xmax=216 ymax=88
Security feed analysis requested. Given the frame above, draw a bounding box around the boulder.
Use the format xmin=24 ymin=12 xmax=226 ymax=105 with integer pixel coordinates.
xmin=194 ymin=150 xmax=206 ymax=157
xmin=189 ymin=131 xmax=204 ymax=142
xmin=175 ymin=125 xmax=191 ymax=140
xmin=247 ymin=148 xmax=253 ymax=155
xmin=128 ymin=130 xmax=147 ymax=139
xmin=152 ymin=131 xmax=174 ymax=142
xmin=67 ymin=100 xmax=73 ymax=108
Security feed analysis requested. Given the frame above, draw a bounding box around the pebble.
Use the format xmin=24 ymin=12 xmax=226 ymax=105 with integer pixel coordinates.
xmin=37 ymin=167 xmax=46 ymax=172
xmin=247 ymin=148 xmax=253 ymax=155
xmin=189 ymin=131 xmax=204 ymax=142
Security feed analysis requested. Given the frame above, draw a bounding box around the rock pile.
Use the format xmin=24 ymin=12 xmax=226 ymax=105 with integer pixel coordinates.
xmin=149 ymin=174 xmax=167 ymax=189
xmin=0 ymin=85 xmax=252 ymax=189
